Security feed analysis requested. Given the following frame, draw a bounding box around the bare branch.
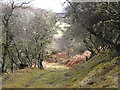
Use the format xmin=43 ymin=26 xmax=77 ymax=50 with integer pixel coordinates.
xmin=14 ymin=0 xmax=32 ymax=8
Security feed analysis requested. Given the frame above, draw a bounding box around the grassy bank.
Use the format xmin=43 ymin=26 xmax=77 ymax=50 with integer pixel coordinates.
xmin=2 ymin=50 xmax=119 ymax=88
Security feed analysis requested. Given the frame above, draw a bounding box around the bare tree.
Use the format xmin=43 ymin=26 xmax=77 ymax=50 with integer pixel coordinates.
xmin=1 ymin=0 xmax=31 ymax=72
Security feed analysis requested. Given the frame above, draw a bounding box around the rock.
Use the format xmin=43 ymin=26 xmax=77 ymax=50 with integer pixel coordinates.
xmin=88 ymin=81 xmax=95 ymax=85
xmin=65 ymin=73 xmax=71 ymax=77
xmin=48 ymin=82 xmax=54 ymax=84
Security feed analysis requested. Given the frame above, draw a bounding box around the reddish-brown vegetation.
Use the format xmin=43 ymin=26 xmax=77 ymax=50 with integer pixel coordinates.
xmin=63 ymin=50 xmax=91 ymax=67
xmin=46 ymin=50 xmax=91 ymax=68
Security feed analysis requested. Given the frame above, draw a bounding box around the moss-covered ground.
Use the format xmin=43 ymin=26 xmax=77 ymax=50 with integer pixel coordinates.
xmin=2 ymin=50 xmax=119 ymax=88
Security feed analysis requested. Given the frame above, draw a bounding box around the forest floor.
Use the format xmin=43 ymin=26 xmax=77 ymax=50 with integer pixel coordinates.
xmin=2 ymin=50 xmax=119 ymax=88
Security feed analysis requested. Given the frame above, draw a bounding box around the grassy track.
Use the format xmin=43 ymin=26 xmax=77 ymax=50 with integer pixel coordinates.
xmin=2 ymin=50 xmax=119 ymax=88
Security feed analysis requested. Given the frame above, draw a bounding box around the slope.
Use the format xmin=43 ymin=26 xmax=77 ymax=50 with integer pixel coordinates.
xmin=2 ymin=50 xmax=119 ymax=88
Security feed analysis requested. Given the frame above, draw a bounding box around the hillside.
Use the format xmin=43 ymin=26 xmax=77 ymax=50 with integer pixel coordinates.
xmin=2 ymin=50 xmax=119 ymax=88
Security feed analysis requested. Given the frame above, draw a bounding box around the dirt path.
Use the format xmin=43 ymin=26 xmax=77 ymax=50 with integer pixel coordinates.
xmin=3 ymin=61 xmax=70 ymax=88
xmin=22 ymin=62 xmax=69 ymax=88
xmin=42 ymin=61 xmax=69 ymax=70
xmin=24 ymin=73 xmax=45 ymax=87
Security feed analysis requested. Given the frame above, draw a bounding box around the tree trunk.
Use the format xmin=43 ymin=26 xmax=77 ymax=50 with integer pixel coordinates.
xmin=7 ymin=50 xmax=20 ymax=68
xmin=2 ymin=46 xmax=8 ymax=72
xmin=11 ymin=61 xmax=13 ymax=73
xmin=34 ymin=60 xmax=37 ymax=67
xmin=38 ymin=53 xmax=43 ymax=69
xmin=115 ymin=45 xmax=120 ymax=56
xmin=2 ymin=29 xmax=9 ymax=72
xmin=39 ymin=60 xmax=43 ymax=68
xmin=13 ymin=41 xmax=23 ymax=64
xmin=2 ymin=56 xmax=6 ymax=72
xmin=38 ymin=58 xmax=40 ymax=68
